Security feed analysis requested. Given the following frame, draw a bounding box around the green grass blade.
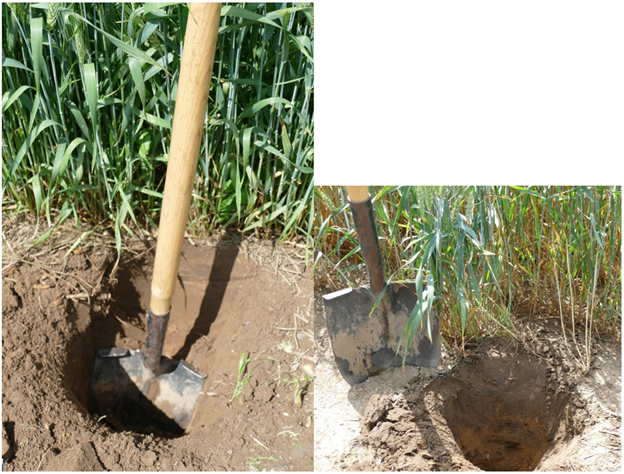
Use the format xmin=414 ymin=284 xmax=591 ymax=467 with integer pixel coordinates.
xmin=2 ymin=85 xmax=32 ymax=113
xmin=30 ymin=200 xmax=73 ymax=246
xmin=239 ymin=97 xmax=295 ymax=120
xmin=9 ymin=119 xmax=61 ymax=175
xmin=51 ymin=137 xmax=87 ymax=184
xmin=30 ymin=174 xmax=43 ymax=213
xmin=221 ymin=5 xmax=281 ymax=29
xmin=63 ymin=9 xmax=166 ymax=73
xmin=31 ymin=17 xmax=43 ymax=90
xmin=68 ymin=102 xmax=91 ymax=140
xmin=254 ymin=141 xmax=312 ymax=174
xmin=128 ymin=58 xmax=146 ymax=107
xmin=83 ymin=63 xmax=98 ymax=125
xmin=2 ymin=57 xmax=33 ymax=72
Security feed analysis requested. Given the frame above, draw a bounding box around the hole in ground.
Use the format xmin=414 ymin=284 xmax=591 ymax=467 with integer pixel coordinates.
xmin=64 ymin=254 xmax=188 ymax=438
xmin=88 ymin=349 xmax=199 ymax=438
xmin=89 ymin=259 xmax=194 ymax=437
xmin=431 ymin=346 xmax=575 ymax=471
xmin=65 ymin=240 xmax=239 ymax=438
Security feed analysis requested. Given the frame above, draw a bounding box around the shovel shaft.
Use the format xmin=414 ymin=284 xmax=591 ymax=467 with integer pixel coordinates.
xmin=346 ymin=187 xmax=386 ymax=296
xmin=144 ymin=310 xmax=170 ymax=371
xmin=150 ymin=3 xmax=221 ymax=317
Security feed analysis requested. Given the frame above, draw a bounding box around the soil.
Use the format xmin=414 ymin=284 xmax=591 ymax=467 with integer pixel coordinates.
xmin=315 ymin=288 xmax=622 ymax=471
xmin=2 ymin=223 xmax=313 ymax=471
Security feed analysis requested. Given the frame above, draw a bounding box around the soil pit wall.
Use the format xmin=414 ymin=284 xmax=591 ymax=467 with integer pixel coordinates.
xmin=430 ymin=348 xmax=572 ymax=470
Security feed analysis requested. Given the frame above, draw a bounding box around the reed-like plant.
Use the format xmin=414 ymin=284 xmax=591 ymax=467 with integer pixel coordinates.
xmin=315 ymin=186 xmax=621 ymax=371
xmin=2 ymin=2 xmax=314 ymax=252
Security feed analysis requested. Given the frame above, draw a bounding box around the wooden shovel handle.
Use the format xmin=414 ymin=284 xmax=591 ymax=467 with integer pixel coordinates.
xmin=150 ymin=3 xmax=221 ymax=316
xmin=346 ymin=186 xmax=370 ymax=203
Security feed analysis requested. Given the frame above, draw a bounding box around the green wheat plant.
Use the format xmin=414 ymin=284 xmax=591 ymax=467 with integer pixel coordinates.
xmin=230 ymin=350 xmax=276 ymax=402
xmin=2 ymin=2 xmax=314 ymax=253
xmin=315 ymin=186 xmax=621 ymax=371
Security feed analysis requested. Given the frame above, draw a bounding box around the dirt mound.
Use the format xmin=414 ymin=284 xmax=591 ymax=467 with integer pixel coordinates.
xmin=358 ymin=391 xmax=475 ymax=471
xmin=3 ymin=232 xmax=313 ymax=471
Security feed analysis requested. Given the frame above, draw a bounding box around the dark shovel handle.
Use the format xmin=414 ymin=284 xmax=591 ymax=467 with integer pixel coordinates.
xmin=144 ymin=309 xmax=170 ymax=371
xmin=347 ymin=187 xmax=386 ymax=296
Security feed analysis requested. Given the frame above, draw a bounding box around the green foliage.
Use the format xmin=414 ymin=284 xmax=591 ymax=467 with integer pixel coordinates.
xmin=315 ymin=186 xmax=621 ymax=359
xmin=230 ymin=350 xmax=254 ymax=401
xmin=2 ymin=2 xmax=314 ymax=251
xmin=230 ymin=350 xmax=276 ymax=402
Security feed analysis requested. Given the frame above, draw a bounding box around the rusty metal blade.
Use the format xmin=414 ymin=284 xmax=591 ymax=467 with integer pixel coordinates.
xmin=323 ymin=282 xmax=440 ymax=385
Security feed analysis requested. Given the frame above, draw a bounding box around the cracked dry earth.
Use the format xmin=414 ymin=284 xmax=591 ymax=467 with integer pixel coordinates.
xmin=2 ymin=227 xmax=314 ymax=471
xmin=315 ymin=290 xmax=621 ymax=472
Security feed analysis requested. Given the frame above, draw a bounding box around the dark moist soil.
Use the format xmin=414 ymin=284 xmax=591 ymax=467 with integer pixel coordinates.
xmin=2 ymin=227 xmax=313 ymax=471
xmin=315 ymin=287 xmax=622 ymax=471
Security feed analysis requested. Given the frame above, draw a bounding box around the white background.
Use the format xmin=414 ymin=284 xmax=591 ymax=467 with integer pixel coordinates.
xmin=313 ymin=0 xmax=624 ymax=185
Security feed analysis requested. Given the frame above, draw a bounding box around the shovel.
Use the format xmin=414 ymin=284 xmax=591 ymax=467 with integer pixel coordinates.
xmin=323 ymin=186 xmax=441 ymax=386
xmin=89 ymin=3 xmax=221 ymax=434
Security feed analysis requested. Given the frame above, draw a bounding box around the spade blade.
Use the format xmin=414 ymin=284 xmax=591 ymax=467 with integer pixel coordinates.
xmin=323 ymin=282 xmax=440 ymax=385
xmin=89 ymin=348 xmax=205 ymax=435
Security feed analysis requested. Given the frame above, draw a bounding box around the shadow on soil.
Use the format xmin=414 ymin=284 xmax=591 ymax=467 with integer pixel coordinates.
xmin=174 ymin=236 xmax=239 ymax=360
